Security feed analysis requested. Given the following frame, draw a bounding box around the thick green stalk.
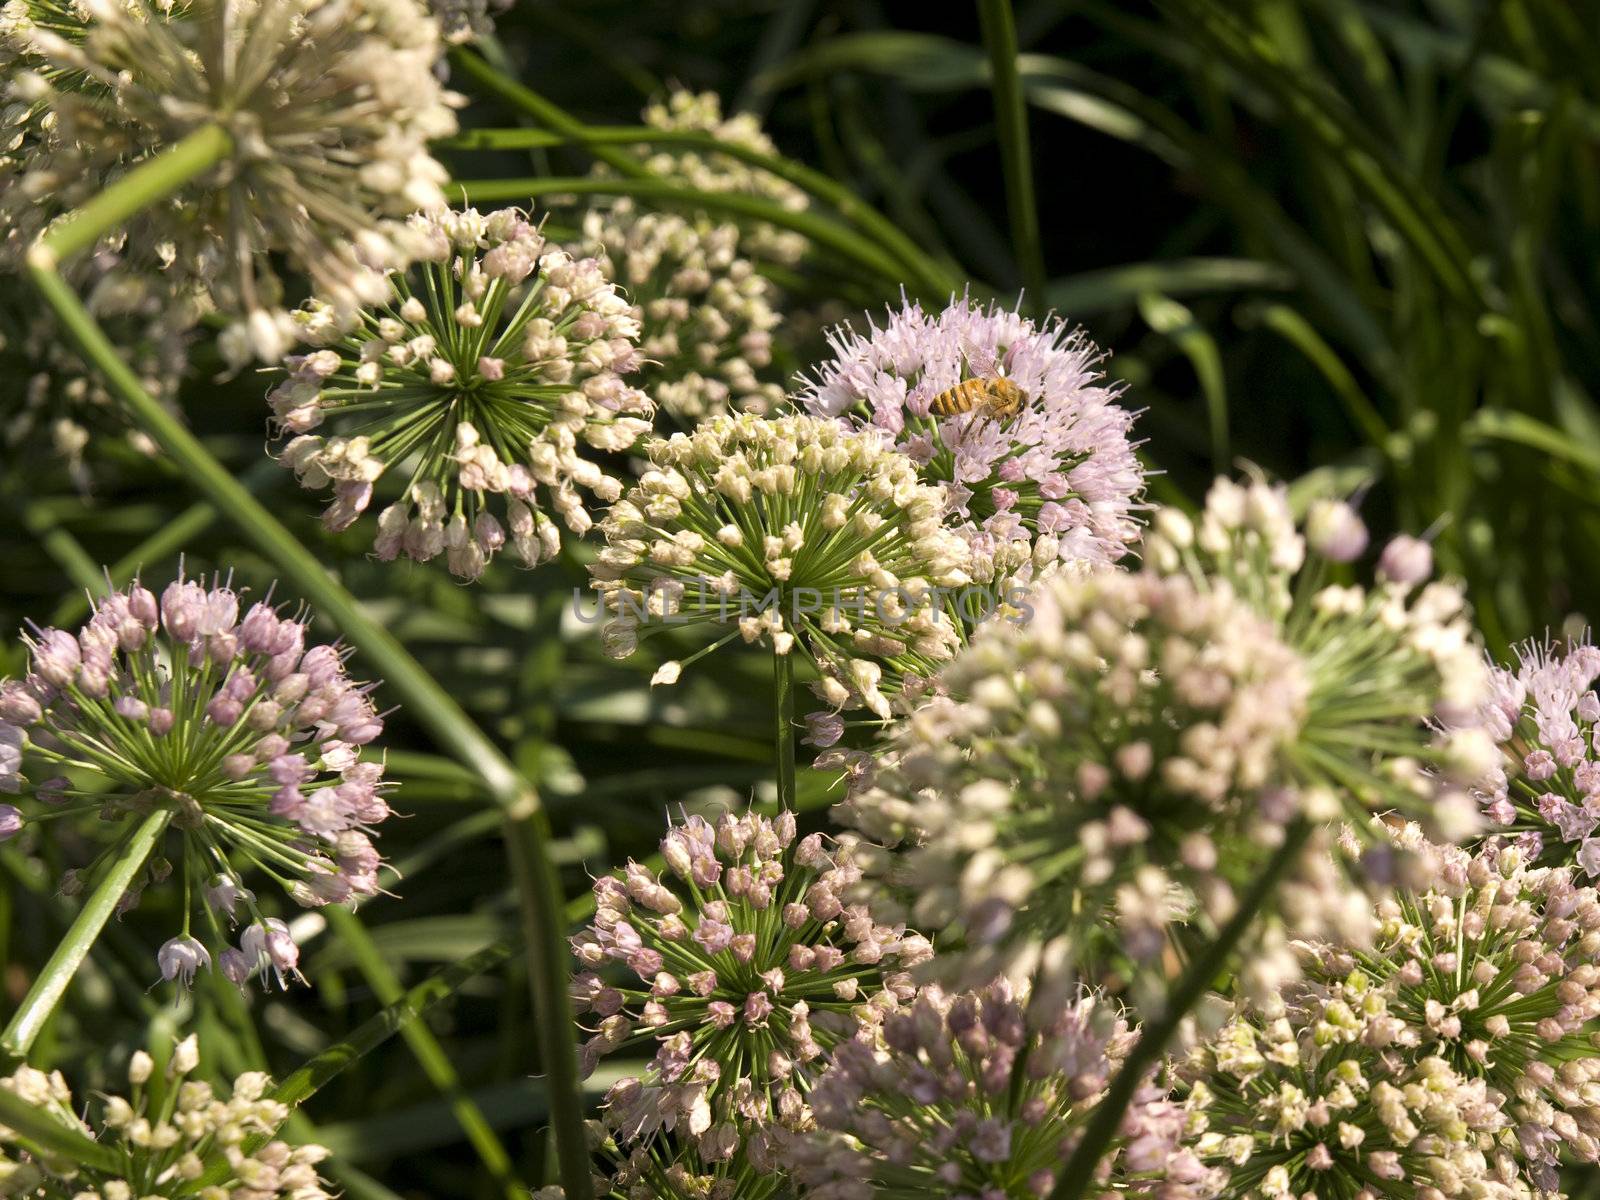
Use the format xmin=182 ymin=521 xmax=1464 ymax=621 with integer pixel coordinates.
xmin=773 ymin=648 xmax=796 ymax=812
xmin=27 ymin=138 xmax=593 ymax=1200
xmin=439 ymin=125 xmax=958 ymax=298
xmin=1046 ymin=820 xmax=1314 ymax=1200
xmin=977 ymin=0 xmax=1046 ymax=307
xmin=1 ymin=809 xmax=171 ymax=1059
xmin=323 ymin=907 xmax=524 ymax=1200
xmin=450 ymin=175 xmax=912 ymax=293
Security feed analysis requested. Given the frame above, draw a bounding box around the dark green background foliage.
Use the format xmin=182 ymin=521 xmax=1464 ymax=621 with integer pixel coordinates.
xmin=2 ymin=1 xmax=1598 ymax=1196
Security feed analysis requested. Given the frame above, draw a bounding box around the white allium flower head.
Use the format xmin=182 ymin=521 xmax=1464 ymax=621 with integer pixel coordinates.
xmin=1 ymin=0 xmax=460 ymax=364
xmin=799 ymin=295 xmax=1146 ymax=583
xmin=271 ymin=206 xmax=653 ymax=580
xmin=0 ymin=1032 xmax=335 ymax=1197
xmin=581 ymin=198 xmax=784 ymax=424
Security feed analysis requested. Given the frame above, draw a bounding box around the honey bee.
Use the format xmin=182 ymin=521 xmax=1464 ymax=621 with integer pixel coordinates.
xmin=928 ymin=375 xmax=1027 ymax=421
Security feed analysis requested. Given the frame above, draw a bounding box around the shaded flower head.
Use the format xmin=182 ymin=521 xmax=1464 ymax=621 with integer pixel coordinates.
xmin=582 ymin=199 xmax=784 ymax=424
xmin=272 ymin=206 xmax=652 ymax=580
xmin=0 ymin=270 xmax=189 ymax=488
xmin=1183 ymin=993 xmax=1527 ymax=1197
xmin=1296 ymin=826 xmax=1600 ymax=1191
xmin=589 ymin=412 xmax=972 ymax=712
xmin=788 ymin=978 xmax=1221 ymax=1199
xmin=3 ymin=0 xmax=458 ymax=363
xmin=426 ymin=0 xmax=509 ymax=42
xmin=838 ymin=566 xmax=1371 ymax=998
xmin=634 ymin=89 xmax=810 ymax=266
xmin=0 ymin=569 xmax=393 ymax=984
xmin=799 ymin=296 xmax=1145 ymax=582
xmin=0 ymin=1033 xmax=334 ymax=1198
xmin=1469 ymin=635 xmax=1600 ymax=875
xmin=570 ymin=804 xmax=931 ymax=1159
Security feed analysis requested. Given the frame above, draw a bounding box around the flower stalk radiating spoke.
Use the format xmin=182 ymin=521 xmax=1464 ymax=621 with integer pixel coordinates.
xmin=23 ymin=133 xmax=594 ymax=1200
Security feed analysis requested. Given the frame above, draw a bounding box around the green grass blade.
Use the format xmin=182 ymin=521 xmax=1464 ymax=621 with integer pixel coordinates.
xmin=978 ymin=0 xmax=1047 ymax=304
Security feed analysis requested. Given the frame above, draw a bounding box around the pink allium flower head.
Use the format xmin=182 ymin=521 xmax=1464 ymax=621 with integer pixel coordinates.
xmin=2 ymin=567 xmax=395 ymax=987
xmin=798 ymin=295 xmax=1145 ymax=582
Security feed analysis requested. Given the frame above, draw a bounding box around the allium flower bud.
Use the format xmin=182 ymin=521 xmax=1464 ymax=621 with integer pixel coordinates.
xmin=1306 ymin=497 xmax=1369 ymax=562
xmin=1378 ymin=533 xmax=1434 ymax=585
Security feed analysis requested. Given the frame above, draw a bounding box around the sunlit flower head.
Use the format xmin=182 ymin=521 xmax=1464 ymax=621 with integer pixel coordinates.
xmin=582 ymin=199 xmax=784 ymax=424
xmin=787 ymin=977 xmax=1222 ymax=1199
xmin=1299 ymin=826 xmax=1600 ymax=1191
xmin=2 ymin=0 xmax=458 ymax=364
xmin=589 ymin=412 xmax=974 ymax=714
xmin=1144 ymin=476 xmax=1492 ymax=841
xmin=799 ymin=296 xmax=1145 ymax=583
xmin=572 ymin=804 xmax=931 ymax=1162
xmin=838 ymin=565 xmax=1374 ymax=1000
xmin=634 ymin=89 xmax=810 ymax=266
xmin=0 ymin=569 xmax=393 ymax=986
xmin=1182 ymin=994 xmax=1528 ymax=1197
xmin=272 ymin=206 xmax=652 ymax=581
xmin=1470 ymin=635 xmax=1600 ymax=877
xmin=0 ymin=1033 xmax=334 ymax=1198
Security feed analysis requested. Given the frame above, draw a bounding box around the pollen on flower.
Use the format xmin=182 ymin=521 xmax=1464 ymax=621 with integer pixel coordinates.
xmin=798 ymin=295 xmax=1146 ymax=582
xmin=270 ymin=206 xmax=653 ymax=580
xmin=0 ymin=568 xmax=394 ymax=986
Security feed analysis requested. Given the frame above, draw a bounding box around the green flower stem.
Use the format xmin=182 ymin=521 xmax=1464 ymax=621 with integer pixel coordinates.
xmin=976 ymin=0 xmax=1046 ymax=309
xmin=0 ymin=808 xmax=172 ymax=1060
xmin=26 ymin=137 xmax=593 ymax=1200
xmin=450 ymin=175 xmax=911 ymax=292
xmin=1046 ymin=819 xmax=1314 ymax=1200
xmin=34 ymin=124 xmax=232 ymax=268
xmin=323 ymin=907 xmax=524 ymax=1200
xmin=774 ymin=647 xmax=796 ymax=813
xmin=0 ymin=1082 xmax=124 ymax=1172
xmin=439 ymin=124 xmax=959 ymax=299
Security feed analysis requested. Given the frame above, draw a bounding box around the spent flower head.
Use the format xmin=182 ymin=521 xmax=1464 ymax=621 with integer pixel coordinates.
xmin=272 ymin=206 xmax=652 ymax=580
xmin=571 ymin=804 xmax=931 ymax=1161
xmin=582 ymin=199 xmax=783 ymax=424
xmin=1471 ymin=635 xmax=1600 ymax=876
xmin=1182 ymin=993 xmax=1530 ymax=1198
xmin=799 ymin=296 xmax=1145 ymax=582
xmin=633 ymin=89 xmax=810 ymax=266
xmin=0 ymin=1033 xmax=333 ymax=1198
xmin=589 ymin=411 xmax=973 ymax=715
xmin=838 ymin=565 xmax=1372 ymax=1000
xmin=2 ymin=0 xmax=458 ymax=364
xmin=1298 ymin=826 xmax=1600 ymax=1191
xmin=787 ymin=977 xmax=1222 ymax=1199
xmin=0 ymin=569 xmax=392 ymax=985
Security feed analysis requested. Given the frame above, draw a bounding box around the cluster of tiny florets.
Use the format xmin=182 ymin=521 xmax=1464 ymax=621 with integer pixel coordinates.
xmin=0 ymin=1034 xmax=333 ymax=1199
xmin=787 ymin=978 xmax=1222 ymax=1199
xmin=589 ymin=411 xmax=973 ymax=713
xmin=273 ymin=206 xmax=652 ymax=580
xmin=1145 ymin=477 xmax=1494 ymax=843
xmin=572 ymin=806 xmax=930 ymax=1162
xmin=1182 ymin=996 xmax=1534 ymax=1198
xmin=582 ymin=199 xmax=783 ymax=424
xmin=799 ymin=296 xmax=1145 ymax=583
xmin=1296 ymin=826 xmax=1600 ymax=1191
xmin=1473 ymin=636 xmax=1600 ymax=876
xmin=1 ymin=0 xmax=458 ymax=364
xmin=837 ymin=565 xmax=1373 ymax=998
xmin=633 ymin=90 xmax=810 ymax=267
xmin=0 ymin=570 xmax=391 ymax=985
